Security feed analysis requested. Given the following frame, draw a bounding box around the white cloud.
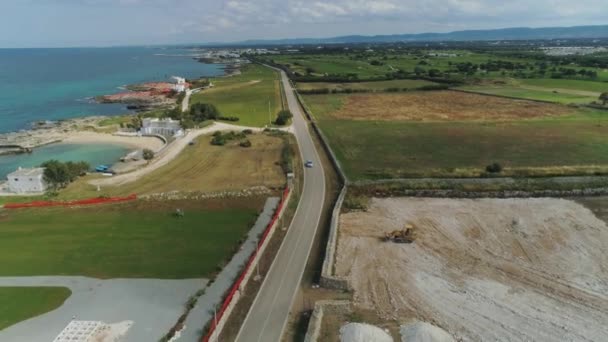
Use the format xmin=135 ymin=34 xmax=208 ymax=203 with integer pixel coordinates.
xmin=6 ymin=0 xmax=608 ymax=47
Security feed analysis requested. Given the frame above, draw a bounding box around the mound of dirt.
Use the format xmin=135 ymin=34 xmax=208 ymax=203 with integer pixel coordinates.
xmin=340 ymin=323 xmax=393 ymax=342
xmin=400 ymin=321 xmax=454 ymax=342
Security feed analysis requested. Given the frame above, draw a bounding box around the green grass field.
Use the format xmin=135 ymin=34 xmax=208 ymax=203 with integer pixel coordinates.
xmin=190 ymin=64 xmax=282 ymax=127
xmin=271 ymin=51 xmax=608 ymax=85
xmin=274 ymin=54 xmax=392 ymax=79
xmin=296 ymin=79 xmax=437 ymax=91
xmin=56 ymin=133 xmax=286 ymax=200
xmin=518 ymin=78 xmax=608 ymax=93
xmin=0 ymin=287 xmax=71 ymax=330
xmin=271 ymin=51 xmax=538 ymax=80
xmin=0 ymin=198 xmax=264 ymax=278
xmin=459 ymin=77 xmax=608 ymax=104
xmin=303 ymin=93 xmax=608 ymax=180
xmin=459 ymin=86 xmax=596 ymax=104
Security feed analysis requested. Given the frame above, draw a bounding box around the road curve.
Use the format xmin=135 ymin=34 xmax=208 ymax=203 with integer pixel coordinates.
xmin=235 ymin=69 xmax=326 ymax=342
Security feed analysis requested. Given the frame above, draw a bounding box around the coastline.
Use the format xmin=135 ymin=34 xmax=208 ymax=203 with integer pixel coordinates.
xmin=63 ymin=131 xmax=164 ymax=152
xmin=0 ymin=58 xmax=240 ymax=181
xmin=0 ymin=116 xmax=163 ymax=152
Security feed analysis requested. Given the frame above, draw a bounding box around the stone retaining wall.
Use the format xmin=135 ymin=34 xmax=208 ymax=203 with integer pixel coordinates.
xmin=292 ymin=86 xmax=350 ymax=291
xmin=303 ymin=300 xmax=352 ymax=342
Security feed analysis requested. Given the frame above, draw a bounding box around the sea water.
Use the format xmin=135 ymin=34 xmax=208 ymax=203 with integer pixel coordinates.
xmin=0 ymin=47 xmax=223 ymax=133
xmin=0 ymin=46 xmax=223 ymax=178
xmin=0 ymin=143 xmax=129 ymax=178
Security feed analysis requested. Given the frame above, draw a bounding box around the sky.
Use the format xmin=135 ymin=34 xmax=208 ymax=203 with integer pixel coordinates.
xmin=1 ymin=0 xmax=607 ymax=48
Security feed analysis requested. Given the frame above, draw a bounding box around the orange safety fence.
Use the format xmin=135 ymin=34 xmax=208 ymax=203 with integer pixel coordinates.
xmin=201 ymin=187 xmax=290 ymax=342
xmin=3 ymin=194 xmax=137 ymax=209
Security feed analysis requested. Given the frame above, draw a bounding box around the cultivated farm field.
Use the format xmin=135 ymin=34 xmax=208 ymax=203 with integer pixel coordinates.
xmin=190 ymin=64 xmax=283 ymax=127
xmin=303 ymin=91 xmax=608 ymax=180
xmin=0 ymin=197 xmax=265 ymax=278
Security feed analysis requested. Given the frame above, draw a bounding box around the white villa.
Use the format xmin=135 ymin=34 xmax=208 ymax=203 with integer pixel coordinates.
xmin=7 ymin=167 xmax=47 ymax=194
xmin=141 ymin=118 xmax=182 ymax=137
xmin=172 ymin=76 xmax=188 ymax=93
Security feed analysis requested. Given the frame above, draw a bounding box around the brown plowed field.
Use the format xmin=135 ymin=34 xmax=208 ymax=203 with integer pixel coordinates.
xmin=331 ymin=91 xmax=572 ymax=121
xmin=335 ymin=197 xmax=608 ymax=341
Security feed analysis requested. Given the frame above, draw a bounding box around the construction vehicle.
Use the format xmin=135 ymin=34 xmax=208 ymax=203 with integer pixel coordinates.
xmin=383 ymin=224 xmax=415 ymax=243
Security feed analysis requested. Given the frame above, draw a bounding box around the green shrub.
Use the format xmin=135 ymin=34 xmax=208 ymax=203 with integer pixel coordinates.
xmin=143 ymin=148 xmax=155 ymax=161
xmin=190 ymin=103 xmax=220 ymax=122
xmin=211 ymin=136 xmax=225 ymax=146
xmin=343 ymin=195 xmax=370 ymax=211
xmin=42 ymin=160 xmax=90 ymax=189
xmin=486 ymin=163 xmax=503 ymax=173
xmin=275 ymin=110 xmax=293 ymax=126
xmin=218 ymin=116 xmax=239 ymax=122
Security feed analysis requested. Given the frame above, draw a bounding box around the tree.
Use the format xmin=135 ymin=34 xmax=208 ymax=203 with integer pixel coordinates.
xmin=143 ymin=149 xmax=155 ymax=161
xmin=485 ymin=163 xmax=503 ymax=174
xmin=41 ymin=160 xmax=90 ymax=189
xmin=130 ymin=114 xmax=143 ymax=130
xmin=189 ymin=103 xmax=220 ymax=122
xmin=600 ymin=92 xmax=608 ymax=106
xmin=275 ymin=110 xmax=293 ymax=126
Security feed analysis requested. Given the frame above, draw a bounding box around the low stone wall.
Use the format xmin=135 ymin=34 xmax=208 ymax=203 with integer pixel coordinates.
xmin=303 ymin=300 xmax=352 ymax=342
xmin=291 ymin=84 xmax=350 ymax=291
xmin=354 ymin=186 xmax=608 ymax=199
xmin=319 ymin=186 xmax=350 ymax=290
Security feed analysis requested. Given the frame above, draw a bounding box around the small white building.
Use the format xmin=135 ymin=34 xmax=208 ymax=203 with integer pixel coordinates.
xmin=171 ymin=76 xmax=188 ymax=93
xmin=7 ymin=167 xmax=47 ymax=194
xmin=141 ymin=118 xmax=182 ymax=137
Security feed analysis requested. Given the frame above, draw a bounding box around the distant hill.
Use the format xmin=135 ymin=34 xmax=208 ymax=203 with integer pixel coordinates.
xmin=219 ymin=25 xmax=608 ymax=46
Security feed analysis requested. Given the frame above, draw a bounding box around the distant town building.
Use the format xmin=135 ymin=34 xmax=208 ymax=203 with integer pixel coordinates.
xmin=7 ymin=167 xmax=47 ymax=194
xmin=141 ymin=118 xmax=182 ymax=137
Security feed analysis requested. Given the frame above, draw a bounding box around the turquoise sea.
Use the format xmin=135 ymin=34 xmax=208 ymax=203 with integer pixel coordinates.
xmin=0 ymin=47 xmax=223 ymax=178
xmin=0 ymin=144 xmax=129 ymax=179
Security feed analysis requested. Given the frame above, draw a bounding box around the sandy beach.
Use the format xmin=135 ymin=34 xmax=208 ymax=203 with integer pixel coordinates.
xmin=63 ymin=131 xmax=165 ymax=152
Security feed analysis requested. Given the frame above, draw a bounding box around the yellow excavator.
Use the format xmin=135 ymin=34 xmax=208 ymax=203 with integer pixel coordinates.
xmin=383 ymin=224 xmax=415 ymax=243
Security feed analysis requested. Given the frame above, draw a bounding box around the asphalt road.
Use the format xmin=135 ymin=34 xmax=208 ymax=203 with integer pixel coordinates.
xmin=235 ymin=69 xmax=326 ymax=342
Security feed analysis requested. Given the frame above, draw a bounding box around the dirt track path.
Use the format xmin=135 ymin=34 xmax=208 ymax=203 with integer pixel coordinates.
xmin=518 ymin=84 xmax=601 ymax=97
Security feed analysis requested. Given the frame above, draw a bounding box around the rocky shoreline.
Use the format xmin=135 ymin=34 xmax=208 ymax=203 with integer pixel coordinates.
xmin=0 ymin=62 xmax=242 ymax=152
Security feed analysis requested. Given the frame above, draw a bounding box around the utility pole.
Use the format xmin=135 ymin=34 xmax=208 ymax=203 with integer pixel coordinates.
xmin=213 ymin=303 xmax=218 ymax=341
xmin=268 ymin=99 xmax=271 ymax=126
xmin=254 ymin=238 xmax=261 ymax=281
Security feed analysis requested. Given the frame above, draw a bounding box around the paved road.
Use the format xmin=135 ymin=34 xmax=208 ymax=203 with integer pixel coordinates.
xmin=235 ymin=69 xmax=326 ymax=341
xmin=182 ymin=89 xmax=194 ymax=112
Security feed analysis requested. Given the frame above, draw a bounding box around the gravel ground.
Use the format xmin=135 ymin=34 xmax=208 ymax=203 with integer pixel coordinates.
xmin=336 ymin=197 xmax=608 ymax=342
xmin=0 ymin=277 xmax=206 ymax=342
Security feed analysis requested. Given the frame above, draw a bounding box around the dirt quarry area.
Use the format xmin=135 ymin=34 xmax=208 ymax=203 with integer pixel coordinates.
xmin=331 ymin=91 xmax=571 ymax=121
xmin=335 ymin=197 xmax=608 ymax=342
